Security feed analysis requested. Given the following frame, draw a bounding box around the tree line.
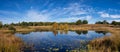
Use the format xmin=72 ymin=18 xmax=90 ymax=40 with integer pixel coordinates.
xmin=0 ymin=20 xmax=88 ymax=27
xmin=0 ymin=20 xmax=120 ymax=29
xmin=0 ymin=20 xmax=88 ymax=31
xmin=95 ymin=20 xmax=120 ymax=25
xmin=0 ymin=20 xmax=119 ymax=32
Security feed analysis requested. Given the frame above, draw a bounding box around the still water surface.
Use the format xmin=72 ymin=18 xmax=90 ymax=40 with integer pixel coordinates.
xmin=15 ymin=30 xmax=111 ymax=52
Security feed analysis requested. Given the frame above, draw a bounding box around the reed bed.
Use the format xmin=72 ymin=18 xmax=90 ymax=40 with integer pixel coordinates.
xmin=0 ymin=33 xmax=23 ymax=52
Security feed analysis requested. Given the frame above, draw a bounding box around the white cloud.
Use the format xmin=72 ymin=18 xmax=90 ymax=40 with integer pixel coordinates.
xmin=110 ymin=15 xmax=120 ymax=18
xmin=0 ymin=3 xmax=103 ymax=24
xmin=26 ymin=10 xmax=50 ymax=22
xmin=54 ymin=15 xmax=92 ymax=22
xmin=86 ymin=16 xmax=92 ymax=20
xmin=98 ymin=12 xmax=109 ymax=17
xmin=107 ymin=20 xmax=120 ymax=23
xmin=114 ymin=20 xmax=120 ymax=22
xmin=98 ymin=12 xmax=120 ymax=18
xmin=70 ymin=11 xmax=87 ymax=15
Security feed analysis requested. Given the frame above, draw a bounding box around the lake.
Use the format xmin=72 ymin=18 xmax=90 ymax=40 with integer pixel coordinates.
xmin=15 ymin=30 xmax=111 ymax=52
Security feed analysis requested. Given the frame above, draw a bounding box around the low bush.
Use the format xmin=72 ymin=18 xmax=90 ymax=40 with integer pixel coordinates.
xmin=8 ymin=26 xmax=16 ymax=32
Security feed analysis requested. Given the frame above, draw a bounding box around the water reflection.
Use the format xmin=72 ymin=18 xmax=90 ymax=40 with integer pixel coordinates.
xmin=75 ymin=31 xmax=88 ymax=35
xmin=52 ymin=30 xmax=58 ymax=36
xmin=17 ymin=30 xmax=108 ymax=36
xmin=15 ymin=31 xmax=111 ymax=52
xmin=53 ymin=30 xmax=68 ymax=36
xmin=21 ymin=32 xmax=31 ymax=35
xmin=95 ymin=31 xmax=108 ymax=35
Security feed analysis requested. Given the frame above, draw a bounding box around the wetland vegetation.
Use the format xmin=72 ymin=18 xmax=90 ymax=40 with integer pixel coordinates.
xmin=0 ymin=0 xmax=120 ymax=52
xmin=0 ymin=20 xmax=120 ymax=52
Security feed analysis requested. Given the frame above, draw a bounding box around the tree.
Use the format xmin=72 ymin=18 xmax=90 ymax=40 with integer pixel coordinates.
xmin=111 ymin=21 xmax=120 ymax=25
xmin=3 ymin=24 xmax=9 ymax=28
xmin=95 ymin=21 xmax=102 ymax=24
xmin=8 ymin=25 xmax=16 ymax=32
xmin=111 ymin=21 xmax=116 ymax=25
xmin=59 ymin=24 xmax=64 ymax=30
xmin=52 ymin=22 xmax=58 ymax=30
xmin=64 ymin=24 xmax=69 ymax=30
xmin=76 ymin=20 xmax=82 ymax=25
xmin=21 ymin=21 xmax=28 ymax=27
xmin=95 ymin=20 xmax=109 ymax=24
xmin=103 ymin=20 xmax=109 ymax=24
xmin=0 ymin=21 xmax=2 ymax=28
xmin=83 ymin=20 xmax=88 ymax=24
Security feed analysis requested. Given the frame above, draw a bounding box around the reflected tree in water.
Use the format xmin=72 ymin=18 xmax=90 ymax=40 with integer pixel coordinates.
xmin=52 ymin=22 xmax=59 ymax=30
xmin=95 ymin=31 xmax=108 ymax=35
xmin=60 ymin=30 xmax=63 ymax=34
xmin=21 ymin=32 xmax=31 ymax=35
xmin=75 ymin=31 xmax=82 ymax=35
xmin=64 ymin=30 xmax=68 ymax=34
xmin=52 ymin=30 xmax=58 ymax=36
xmin=82 ymin=31 xmax=88 ymax=34
xmin=75 ymin=31 xmax=88 ymax=35
xmin=60 ymin=30 xmax=68 ymax=34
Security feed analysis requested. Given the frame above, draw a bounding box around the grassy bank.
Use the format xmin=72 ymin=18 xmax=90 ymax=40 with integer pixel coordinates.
xmin=0 ymin=24 xmax=119 ymax=33
xmin=0 ymin=33 xmax=23 ymax=52
xmin=0 ymin=24 xmax=120 ymax=52
xmin=88 ymin=27 xmax=120 ymax=52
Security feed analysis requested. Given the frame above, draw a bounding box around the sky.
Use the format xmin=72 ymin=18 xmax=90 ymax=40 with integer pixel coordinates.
xmin=0 ymin=0 xmax=120 ymax=24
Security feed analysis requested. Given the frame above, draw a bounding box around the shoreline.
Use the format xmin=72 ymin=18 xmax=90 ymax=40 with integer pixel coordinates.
xmin=0 ymin=24 xmax=120 ymax=51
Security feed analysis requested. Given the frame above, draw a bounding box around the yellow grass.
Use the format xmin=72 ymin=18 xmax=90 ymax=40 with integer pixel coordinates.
xmin=0 ymin=24 xmax=120 ymax=52
xmin=88 ymin=27 xmax=120 ymax=52
xmin=0 ymin=33 xmax=23 ymax=52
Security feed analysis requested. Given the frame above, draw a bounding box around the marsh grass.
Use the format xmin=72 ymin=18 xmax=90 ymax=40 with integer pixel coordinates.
xmin=88 ymin=28 xmax=120 ymax=52
xmin=0 ymin=33 xmax=23 ymax=52
xmin=0 ymin=24 xmax=120 ymax=52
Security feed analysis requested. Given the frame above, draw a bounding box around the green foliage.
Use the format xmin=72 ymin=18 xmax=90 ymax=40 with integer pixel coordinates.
xmin=75 ymin=31 xmax=88 ymax=35
xmin=111 ymin=21 xmax=116 ymax=25
xmin=95 ymin=21 xmax=103 ymax=24
xmin=76 ymin=20 xmax=82 ymax=25
xmin=8 ymin=26 xmax=16 ymax=32
xmin=10 ymin=22 xmax=55 ymax=26
xmin=103 ymin=20 xmax=109 ymax=24
xmin=76 ymin=20 xmax=88 ymax=25
xmin=82 ymin=20 xmax=88 ymax=24
xmin=0 ymin=21 xmax=2 ymax=28
xmin=21 ymin=21 xmax=28 ymax=27
xmin=111 ymin=21 xmax=120 ymax=25
xmin=3 ymin=24 xmax=9 ymax=28
xmin=0 ymin=20 xmax=89 ymax=27
xmin=95 ymin=20 xmax=109 ymax=24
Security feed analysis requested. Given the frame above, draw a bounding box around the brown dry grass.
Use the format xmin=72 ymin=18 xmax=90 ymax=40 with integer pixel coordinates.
xmin=0 ymin=24 xmax=120 ymax=52
xmin=88 ymin=27 xmax=120 ymax=52
xmin=0 ymin=33 xmax=23 ymax=52
xmin=14 ymin=26 xmax=52 ymax=32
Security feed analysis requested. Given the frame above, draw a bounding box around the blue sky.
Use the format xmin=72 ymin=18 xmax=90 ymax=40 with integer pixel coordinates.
xmin=0 ymin=0 xmax=120 ymax=24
